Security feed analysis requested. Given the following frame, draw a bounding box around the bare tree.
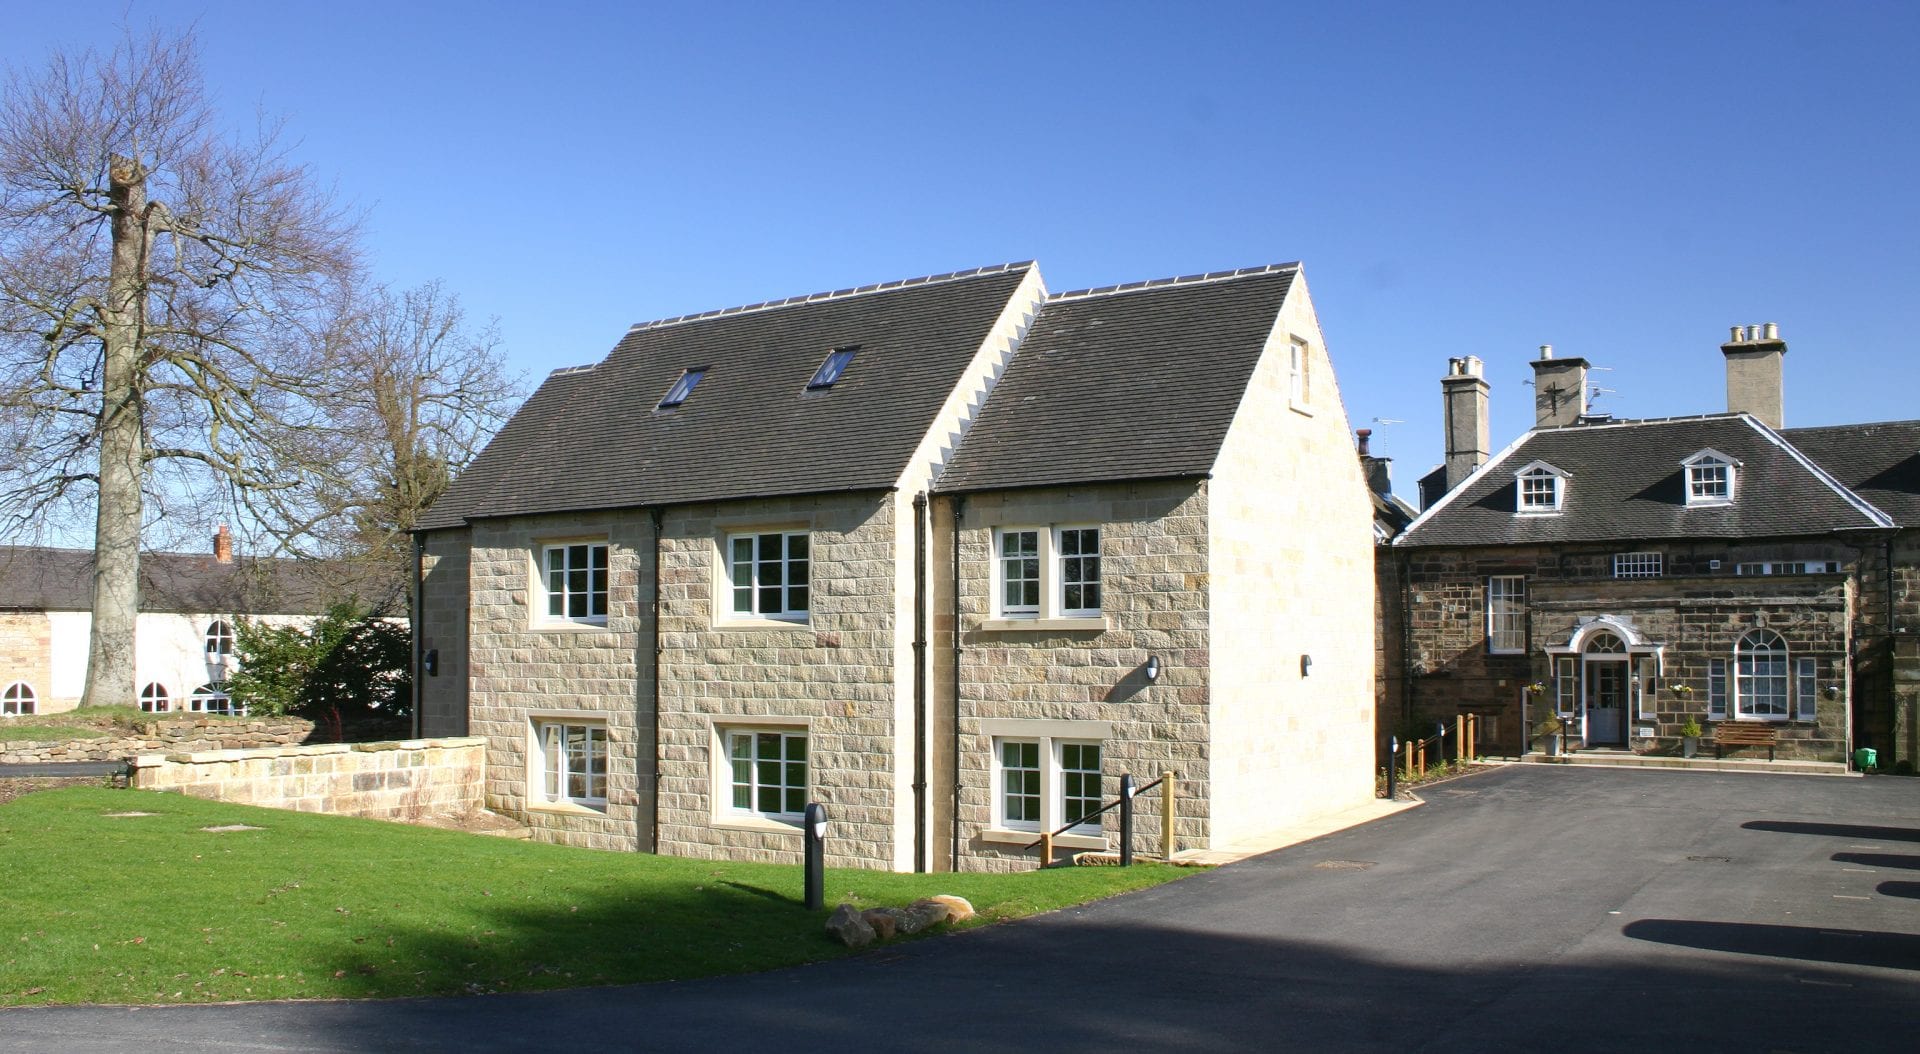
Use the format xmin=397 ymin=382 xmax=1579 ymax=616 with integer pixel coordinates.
xmin=0 ymin=32 xmax=358 ymax=708
xmin=315 ymin=280 xmax=519 ymax=605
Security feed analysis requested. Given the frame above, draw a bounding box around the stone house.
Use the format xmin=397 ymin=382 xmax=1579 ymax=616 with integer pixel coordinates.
xmin=1386 ymin=327 xmax=1919 ymax=768
xmin=414 ymin=261 xmax=1377 ymax=871
xmin=0 ymin=528 xmax=356 ymax=717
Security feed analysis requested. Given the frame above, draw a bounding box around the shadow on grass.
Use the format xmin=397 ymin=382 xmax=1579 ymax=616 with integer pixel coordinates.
xmin=1740 ymin=820 xmax=1920 ymax=842
xmin=718 ymin=881 xmax=797 ymax=905
xmin=1623 ymin=919 xmax=1920 ymax=971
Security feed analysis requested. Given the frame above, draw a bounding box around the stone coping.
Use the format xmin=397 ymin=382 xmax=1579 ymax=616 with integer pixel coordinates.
xmin=128 ymin=736 xmax=485 ymax=767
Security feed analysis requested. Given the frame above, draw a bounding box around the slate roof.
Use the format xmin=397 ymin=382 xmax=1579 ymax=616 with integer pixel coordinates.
xmin=0 ymin=546 xmax=358 ymax=615
xmin=933 ymin=265 xmax=1297 ymax=494
xmin=1395 ymin=414 xmax=1894 ymax=547
xmin=419 ymin=264 xmax=1034 ymax=529
xmin=1781 ymin=420 xmax=1920 ymax=525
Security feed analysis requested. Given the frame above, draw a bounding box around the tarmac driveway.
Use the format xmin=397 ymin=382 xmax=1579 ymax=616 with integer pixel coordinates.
xmin=4 ymin=765 xmax=1916 ymax=1052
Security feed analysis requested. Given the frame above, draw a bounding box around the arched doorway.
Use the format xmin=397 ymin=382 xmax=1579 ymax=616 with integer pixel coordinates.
xmin=1583 ymin=631 xmax=1629 ymax=747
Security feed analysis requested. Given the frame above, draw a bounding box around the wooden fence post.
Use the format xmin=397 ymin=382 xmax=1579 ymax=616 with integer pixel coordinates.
xmin=1161 ymin=770 xmax=1176 ymax=861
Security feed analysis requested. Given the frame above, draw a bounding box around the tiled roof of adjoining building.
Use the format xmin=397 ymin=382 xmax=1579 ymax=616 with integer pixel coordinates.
xmin=1782 ymin=420 xmax=1920 ymax=524
xmin=1396 ymin=414 xmax=1895 ymax=547
xmin=419 ymin=264 xmax=1035 ymax=529
xmin=933 ymin=265 xmax=1298 ymax=493
xmin=0 ymin=546 xmax=366 ymax=615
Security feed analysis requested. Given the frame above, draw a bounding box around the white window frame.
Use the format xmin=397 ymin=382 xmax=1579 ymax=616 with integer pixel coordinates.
xmin=1794 ymin=656 xmax=1818 ymax=722
xmin=726 ymin=531 xmax=810 ymax=621
xmin=1553 ymin=657 xmax=1577 ymax=716
xmin=807 ymin=346 xmax=858 ymax=390
xmin=1733 ymin=629 xmax=1789 ymax=720
xmin=190 ymin=681 xmax=244 ymax=716
xmin=1708 ymin=659 xmax=1728 ymax=719
xmin=1487 ymin=575 xmax=1527 ymax=654
xmin=991 ymin=736 xmax=1105 ymax=838
xmin=532 ymin=718 xmax=608 ymax=810
xmin=657 ymin=367 xmax=705 ymax=409
xmin=1612 ymin=552 xmax=1664 ymax=578
xmin=723 ymin=727 xmax=808 ymax=822
xmin=1683 ymin=449 xmax=1738 ymax=507
xmin=993 ymin=525 xmax=1103 ymax=621
xmin=1288 ymin=336 xmax=1311 ymax=411
xmin=539 ymin=541 xmax=609 ymax=625
xmin=1513 ymin=461 xmax=1567 ymax=514
xmin=140 ymin=682 xmax=171 ymax=713
xmin=205 ymin=619 xmax=235 ymax=660
xmin=1 ymin=681 xmax=35 ymax=716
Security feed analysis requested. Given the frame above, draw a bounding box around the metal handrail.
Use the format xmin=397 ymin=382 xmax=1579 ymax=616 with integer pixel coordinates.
xmin=1023 ymin=773 xmax=1167 ymax=851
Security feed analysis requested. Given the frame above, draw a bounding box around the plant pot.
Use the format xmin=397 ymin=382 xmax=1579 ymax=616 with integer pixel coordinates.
xmin=1540 ymin=733 xmax=1560 ymax=757
xmin=1681 ymin=735 xmax=1699 ymax=759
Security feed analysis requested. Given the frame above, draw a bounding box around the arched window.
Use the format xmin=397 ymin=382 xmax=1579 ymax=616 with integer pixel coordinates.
xmin=1736 ymin=630 xmax=1788 ymax=719
xmin=1 ymin=681 xmax=34 ymax=716
xmin=1584 ymin=631 xmax=1625 ymax=654
xmin=191 ymin=681 xmax=242 ymax=716
xmin=205 ymin=620 xmax=235 ymax=660
xmin=140 ymin=682 xmax=171 ymax=713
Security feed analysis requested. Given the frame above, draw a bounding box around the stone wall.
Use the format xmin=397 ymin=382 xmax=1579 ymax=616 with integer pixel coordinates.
xmin=1204 ymin=274 xmax=1377 ymax=844
xmin=950 ymin=479 xmax=1211 ymax=872
xmin=1400 ymin=540 xmax=1859 ymax=760
xmin=465 ymin=509 xmax=651 ymax=851
xmin=654 ymin=491 xmax=904 ymax=870
xmin=128 ymin=737 xmax=483 ymax=821
xmin=0 ymin=717 xmax=315 ymax=765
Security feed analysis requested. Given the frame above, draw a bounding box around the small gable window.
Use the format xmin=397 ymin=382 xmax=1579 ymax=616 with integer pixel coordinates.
xmin=140 ymin=682 xmax=171 ymax=713
xmin=1 ymin=682 xmax=35 ymax=716
xmin=807 ymin=346 xmax=858 ymax=390
xmin=1683 ymin=449 xmax=1738 ymax=506
xmin=1514 ymin=461 xmax=1567 ymax=514
xmin=205 ymin=620 xmax=235 ymax=660
xmin=658 ymin=367 xmax=706 ymax=409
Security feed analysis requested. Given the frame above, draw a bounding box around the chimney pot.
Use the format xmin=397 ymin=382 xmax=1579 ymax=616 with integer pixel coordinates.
xmin=1539 ymin=344 xmax=1553 ymax=359
xmin=1355 ymin=428 xmax=1372 ymax=456
xmin=1763 ymin=321 xmax=1778 ymax=340
xmin=1729 ymin=325 xmax=1744 ymax=343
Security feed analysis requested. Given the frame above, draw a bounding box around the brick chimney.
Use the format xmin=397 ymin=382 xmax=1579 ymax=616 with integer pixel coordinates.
xmin=1355 ymin=428 xmax=1393 ymax=496
xmin=1722 ymin=323 xmax=1786 ymax=428
xmin=1529 ymin=343 xmax=1589 ymax=428
xmin=213 ymin=523 xmax=233 ymax=564
xmin=1441 ymin=356 xmax=1489 ymax=493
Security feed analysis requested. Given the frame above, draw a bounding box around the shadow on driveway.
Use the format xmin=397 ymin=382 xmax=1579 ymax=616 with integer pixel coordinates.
xmin=1834 ymin=851 xmax=1920 ymax=870
xmin=1624 ymin=919 xmax=1920 ymax=971
xmin=1741 ymin=820 xmax=1920 ymax=842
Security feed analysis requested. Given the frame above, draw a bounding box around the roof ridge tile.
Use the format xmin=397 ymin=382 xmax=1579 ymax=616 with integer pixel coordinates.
xmin=1048 ymin=262 xmax=1300 ymax=303
xmin=628 ymin=261 xmax=1036 ymax=332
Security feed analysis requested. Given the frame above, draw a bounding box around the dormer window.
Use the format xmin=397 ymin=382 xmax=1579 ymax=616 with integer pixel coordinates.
xmin=658 ymin=367 xmax=706 ymax=409
xmin=807 ymin=346 xmax=858 ymax=390
xmin=1683 ymin=449 xmax=1738 ymax=506
xmin=1514 ymin=461 xmax=1567 ymax=514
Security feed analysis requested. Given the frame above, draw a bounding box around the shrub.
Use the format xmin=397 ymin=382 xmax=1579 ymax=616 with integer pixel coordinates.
xmin=227 ymin=601 xmax=410 ymax=721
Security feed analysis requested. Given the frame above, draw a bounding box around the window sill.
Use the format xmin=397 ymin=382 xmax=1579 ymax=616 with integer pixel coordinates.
xmin=1289 ymin=400 xmax=1314 ymax=417
xmin=982 ymin=827 xmax=1106 ymax=851
xmin=528 ymin=799 xmax=607 ymax=817
xmin=713 ymin=813 xmax=803 ymax=835
xmin=712 ymin=616 xmax=812 ymax=632
xmin=979 ymin=616 xmax=1107 ymax=633
xmin=532 ymin=619 xmax=610 ymax=633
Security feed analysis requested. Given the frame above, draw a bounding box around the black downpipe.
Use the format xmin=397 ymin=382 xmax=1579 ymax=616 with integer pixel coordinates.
xmin=647 ymin=507 xmax=665 ymax=854
xmin=950 ymin=495 xmax=965 ymax=871
xmin=410 ymin=533 xmax=425 ymax=740
xmin=912 ymin=493 xmax=929 ymax=873
xmin=1398 ymin=550 xmax=1415 ymax=745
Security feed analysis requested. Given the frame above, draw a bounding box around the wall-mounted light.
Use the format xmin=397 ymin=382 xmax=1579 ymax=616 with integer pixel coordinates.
xmin=1145 ymin=655 xmax=1161 ymax=682
xmin=424 ymin=649 xmax=439 ymax=677
xmin=1300 ymin=654 xmax=1313 ymax=677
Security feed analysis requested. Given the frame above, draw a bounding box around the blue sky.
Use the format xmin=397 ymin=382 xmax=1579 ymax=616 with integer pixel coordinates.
xmin=6 ymin=1 xmax=1916 ymax=498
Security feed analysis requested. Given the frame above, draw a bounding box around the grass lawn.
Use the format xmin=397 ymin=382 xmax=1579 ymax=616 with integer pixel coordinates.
xmin=0 ymin=787 xmax=1193 ymax=1006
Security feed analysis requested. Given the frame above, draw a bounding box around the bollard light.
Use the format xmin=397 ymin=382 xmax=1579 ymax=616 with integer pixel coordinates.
xmin=803 ymin=802 xmax=828 ymax=911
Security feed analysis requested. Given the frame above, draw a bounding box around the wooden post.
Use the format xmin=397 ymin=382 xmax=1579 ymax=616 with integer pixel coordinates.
xmin=1416 ymin=740 xmax=1426 ymax=777
xmin=1455 ymin=715 xmax=1465 ymax=763
xmin=1160 ymin=770 xmax=1176 ymax=862
xmin=1040 ymin=831 xmax=1053 ymax=866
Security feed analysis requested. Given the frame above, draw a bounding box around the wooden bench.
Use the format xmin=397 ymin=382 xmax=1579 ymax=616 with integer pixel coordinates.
xmin=1713 ymin=722 xmax=1778 ymax=761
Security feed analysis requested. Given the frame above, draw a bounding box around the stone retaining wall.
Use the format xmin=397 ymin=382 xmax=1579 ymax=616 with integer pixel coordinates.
xmin=128 ymin=737 xmax=484 ymax=821
xmin=0 ymin=717 xmax=314 ymax=765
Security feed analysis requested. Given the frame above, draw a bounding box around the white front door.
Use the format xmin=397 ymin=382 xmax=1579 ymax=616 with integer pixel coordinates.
xmin=1584 ymin=660 xmax=1627 ymax=746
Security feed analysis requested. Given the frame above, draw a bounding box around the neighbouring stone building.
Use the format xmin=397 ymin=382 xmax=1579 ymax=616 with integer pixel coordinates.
xmin=414 ymin=261 xmax=1378 ymax=872
xmin=0 ymin=530 xmax=371 ymax=718
xmin=1383 ymin=327 xmax=1919 ymax=769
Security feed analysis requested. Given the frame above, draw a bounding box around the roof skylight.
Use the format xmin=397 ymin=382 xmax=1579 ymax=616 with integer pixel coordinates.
xmin=807 ymin=346 xmax=859 ymax=390
xmin=658 ymin=367 xmax=706 ymax=409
